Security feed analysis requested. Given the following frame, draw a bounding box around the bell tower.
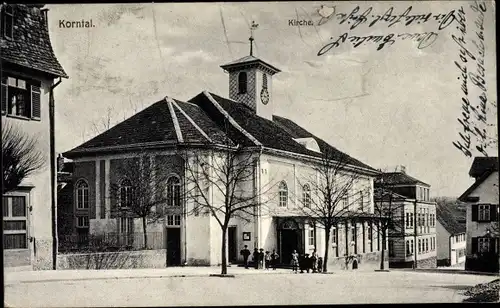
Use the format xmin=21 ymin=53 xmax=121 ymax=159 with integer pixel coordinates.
xmin=220 ymin=21 xmax=280 ymax=120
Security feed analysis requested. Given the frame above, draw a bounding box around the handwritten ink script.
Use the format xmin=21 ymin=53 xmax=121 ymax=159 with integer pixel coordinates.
xmin=315 ymin=5 xmax=458 ymax=54
xmin=452 ymin=1 xmax=492 ymax=158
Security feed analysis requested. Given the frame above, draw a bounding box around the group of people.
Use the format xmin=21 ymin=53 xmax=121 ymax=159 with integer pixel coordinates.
xmin=240 ymin=245 xmax=279 ymax=270
xmin=240 ymin=245 xmax=324 ymax=273
xmin=290 ymin=249 xmax=323 ymax=273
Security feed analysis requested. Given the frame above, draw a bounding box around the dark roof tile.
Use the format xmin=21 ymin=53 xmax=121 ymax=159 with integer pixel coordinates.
xmin=469 ymin=157 xmax=499 ymax=178
xmin=376 ymin=172 xmax=430 ymax=186
xmin=1 ymin=4 xmax=68 ymax=78
xmin=436 ymin=203 xmax=466 ymax=234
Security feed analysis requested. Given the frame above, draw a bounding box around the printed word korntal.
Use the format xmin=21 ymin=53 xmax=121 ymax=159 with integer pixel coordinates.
xmin=59 ymin=19 xmax=95 ymax=28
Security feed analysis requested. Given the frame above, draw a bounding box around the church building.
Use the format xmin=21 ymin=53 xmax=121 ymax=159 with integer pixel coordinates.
xmin=62 ymin=39 xmax=387 ymax=270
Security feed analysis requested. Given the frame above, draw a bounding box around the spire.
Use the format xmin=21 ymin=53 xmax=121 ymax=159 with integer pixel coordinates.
xmin=249 ymin=20 xmax=259 ymax=56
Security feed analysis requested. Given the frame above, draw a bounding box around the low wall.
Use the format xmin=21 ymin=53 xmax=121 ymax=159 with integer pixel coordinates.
xmin=57 ymin=249 xmax=166 ymax=270
xmin=390 ymin=256 xmax=437 ymax=269
xmin=327 ymin=251 xmax=389 ymax=271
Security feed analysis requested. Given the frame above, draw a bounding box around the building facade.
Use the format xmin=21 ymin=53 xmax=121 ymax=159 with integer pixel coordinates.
xmin=2 ymin=4 xmax=67 ymax=270
xmin=61 ymin=52 xmax=389 ymax=270
xmin=435 ymin=204 xmax=466 ymax=267
xmin=459 ymin=157 xmax=499 ymax=273
xmin=375 ymin=171 xmax=437 ymax=268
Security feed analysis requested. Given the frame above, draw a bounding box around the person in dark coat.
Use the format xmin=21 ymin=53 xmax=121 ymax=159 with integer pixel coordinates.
xmin=305 ymin=254 xmax=312 ymax=273
xmin=252 ymin=248 xmax=259 ymax=269
xmin=317 ymin=257 xmax=323 ymax=273
xmin=271 ymin=249 xmax=279 ymax=270
xmin=258 ymin=248 xmax=265 ymax=269
xmin=240 ymin=245 xmax=251 ymax=269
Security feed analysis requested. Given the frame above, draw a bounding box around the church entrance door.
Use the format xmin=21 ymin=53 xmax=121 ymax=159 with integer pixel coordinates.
xmin=278 ymin=219 xmax=302 ymax=265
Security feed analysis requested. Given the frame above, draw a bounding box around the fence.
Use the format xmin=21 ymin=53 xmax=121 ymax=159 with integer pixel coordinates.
xmin=59 ymin=232 xmax=164 ymax=253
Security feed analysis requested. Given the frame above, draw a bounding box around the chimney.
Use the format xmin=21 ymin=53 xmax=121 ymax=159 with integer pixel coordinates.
xmin=400 ymin=165 xmax=406 ymax=174
xmin=57 ymin=154 xmax=65 ymax=172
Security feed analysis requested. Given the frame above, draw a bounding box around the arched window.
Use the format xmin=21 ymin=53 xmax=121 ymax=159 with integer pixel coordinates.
xmin=302 ymin=184 xmax=311 ymax=208
xmin=238 ymin=72 xmax=247 ymax=94
xmin=167 ymin=176 xmax=181 ymax=207
xmin=278 ymin=181 xmax=288 ymax=207
xmin=119 ymin=179 xmax=133 ymax=208
xmin=75 ymin=180 xmax=89 ymax=209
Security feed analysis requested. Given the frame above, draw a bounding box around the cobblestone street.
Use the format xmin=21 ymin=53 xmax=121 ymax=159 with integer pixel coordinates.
xmin=4 ymin=269 xmax=495 ymax=306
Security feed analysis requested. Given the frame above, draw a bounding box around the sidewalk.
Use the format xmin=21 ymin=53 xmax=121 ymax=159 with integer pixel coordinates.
xmin=392 ymin=267 xmax=499 ymax=276
xmin=4 ymin=266 xmax=293 ymax=285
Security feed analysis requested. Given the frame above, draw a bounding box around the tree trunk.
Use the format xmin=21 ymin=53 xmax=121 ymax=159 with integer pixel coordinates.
xmin=380 ymin=230 xmax=385 ymax=270
xmin=221 ymin=226 xmax=228 ymax=275
xmin=142 ymin=216 xmax=148 ymax=249
xmin=323 ymin=225 xmax=331 ymax=273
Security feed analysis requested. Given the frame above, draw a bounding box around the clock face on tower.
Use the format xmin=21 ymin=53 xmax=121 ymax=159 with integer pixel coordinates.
xmin=260 ymin=88 xmax=269 ymax=105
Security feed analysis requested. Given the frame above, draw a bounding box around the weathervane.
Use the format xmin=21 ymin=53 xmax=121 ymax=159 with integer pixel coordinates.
xmin=249 ymin=20 xmax=259 ymax=56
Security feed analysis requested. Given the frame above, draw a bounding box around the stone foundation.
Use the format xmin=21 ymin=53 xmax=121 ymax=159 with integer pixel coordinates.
xmin=187 ymin=258 xmax=211 ymax=266
xmin=417 ymin=256 xmax=437 ymax=268
xmin=33 ymin=239 xmax=53 ymax=270
xmin=57 ymin=249 xmax=167 ymax=270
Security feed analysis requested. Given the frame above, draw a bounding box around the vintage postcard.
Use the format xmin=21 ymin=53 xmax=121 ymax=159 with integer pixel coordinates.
xmin=2 ymin=1 xmax=498 ymax=306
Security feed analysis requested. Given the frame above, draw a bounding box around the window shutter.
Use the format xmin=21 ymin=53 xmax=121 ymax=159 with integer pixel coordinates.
xmin=471 ymin=204 xmax=478 ymax=221
xmin=31 ymin=85 xmax=41 ymax=119
xmin=471 ymin=237 xmax=478 ymax=254
xmin=1 ymin=80 xmax=6 ymax=114
xmin=490 ymin=204 xmax=497 ymax=222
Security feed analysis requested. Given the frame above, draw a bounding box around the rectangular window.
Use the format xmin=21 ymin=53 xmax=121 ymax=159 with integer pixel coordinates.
xmin=410 ymin=212 xmax=414 ymax=228
xmin=478 ymin=237 xmax=490 ymax=253
xmin=308 ymin=227 xmax=315 ymax=246
xmin=351 ymin=223 xmax=357 ymax=254
xmin=332 ymin=225 xmax=339 ymax=257
xmin=76 ymin=216 xmax=89 ymax=228
xmin=425 ymin=238 xmax=429 ymax=252
xmin=478 ymin=205 xmax=491 ymax=221
xmin=2 ymin=5 xmax=14 ymax=40
xmin=358 ymin=191 xmax=364 ymax=212
xmin=406 ymin=212 xmax=410 ymax=228
xmin=167 ymin=215 xmax=181 ymax=226
xmin=3 ymin=195 xmax=28 ymax=250
xmin=406 ymin=240 xmax=411 ymax=256
xmin=418 ymin=239 xmax=421 ymax=254
xmin=119 ymin=217 xmax=133 ymax=234
xmin=4 ymin=76 xmax=34 ymax=118
xmin=410 ymin=239 xmax=414 ymax=254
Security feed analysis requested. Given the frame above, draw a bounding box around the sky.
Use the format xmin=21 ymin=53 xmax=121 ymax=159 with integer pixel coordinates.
xmin=46 ymin=1 xmax=497 ymax=197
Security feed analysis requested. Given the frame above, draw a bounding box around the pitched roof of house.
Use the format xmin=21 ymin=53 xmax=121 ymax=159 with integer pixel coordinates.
xmin=376 ymin=172 xmax=430 ymax=187
xmin=64 ymin=98 xmax=234 ymax=157
xmin=458 ymin=167 xmax=497 ymax=202
xmin=0 ymin=4 xmax=68 ymax=78
xmin=191 ymin=92 xmax=377 ymax=172
xmin=436 ymin=202 xmax=466 ymax=235
xmin=65 ymin=90 xmax=377 ymax=173
xmin=469 ymin=156 xmax=499 ymax=178
xmin=220 ymin=55 xmax=281 ymax=73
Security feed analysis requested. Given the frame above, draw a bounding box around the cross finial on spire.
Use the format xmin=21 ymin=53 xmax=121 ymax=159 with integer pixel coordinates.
xmin=249 ymin=20 xmax=259 ymax=56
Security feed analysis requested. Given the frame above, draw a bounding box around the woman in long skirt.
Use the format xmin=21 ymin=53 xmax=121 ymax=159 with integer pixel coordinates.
xmin=291 ymin=250 xmax=299 ymax=273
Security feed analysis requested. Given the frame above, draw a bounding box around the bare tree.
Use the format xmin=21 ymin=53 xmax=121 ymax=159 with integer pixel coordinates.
xmin=2 ymin=120 xmax=46 ymax=194
xmin=371 ymin=178 xmax=405 ymax=270
xmin=90 ymin=106 xmax=116 ymax=136
xmin=294 ymin=149 xmax=368 ymax=273
xmin=182 ymin=142 xmax=275 ymax=275
xmin=108 ymin=153 xmax=171 ymax=249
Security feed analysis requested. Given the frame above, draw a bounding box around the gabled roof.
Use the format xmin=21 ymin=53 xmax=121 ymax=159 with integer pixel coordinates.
xmin=458 ymin=168 xmax=497 ymax=202
xmin=220 ymin=55 xmax=281 ymax=74
xmin=190 ymin=92 xmax=377 ymax=172
xmin=375 ymin=172 xmax=430 ymax=187
xmin=436 ymin=202 xmax=466 ymax=235
xmin=64 ymin=90 xmax=377 ymax=174
xmin=469 ymin=157 xmax=499 ymax=178
xmin=63 ymin=98 xmax=233 ymax=157
xmin=0 ymin=4 xmax=68 ymax=78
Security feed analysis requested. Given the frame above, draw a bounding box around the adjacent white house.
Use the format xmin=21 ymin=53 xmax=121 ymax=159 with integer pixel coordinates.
xmin=2 ymin=4 xmax=67 ymax=270
xmin=458 ymin=157 xmax=499 ymax=273
xmin=60 ymin=47 xmax=389 ymax=270
xmin=435 ymin=204 xmax=466 ymax=267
